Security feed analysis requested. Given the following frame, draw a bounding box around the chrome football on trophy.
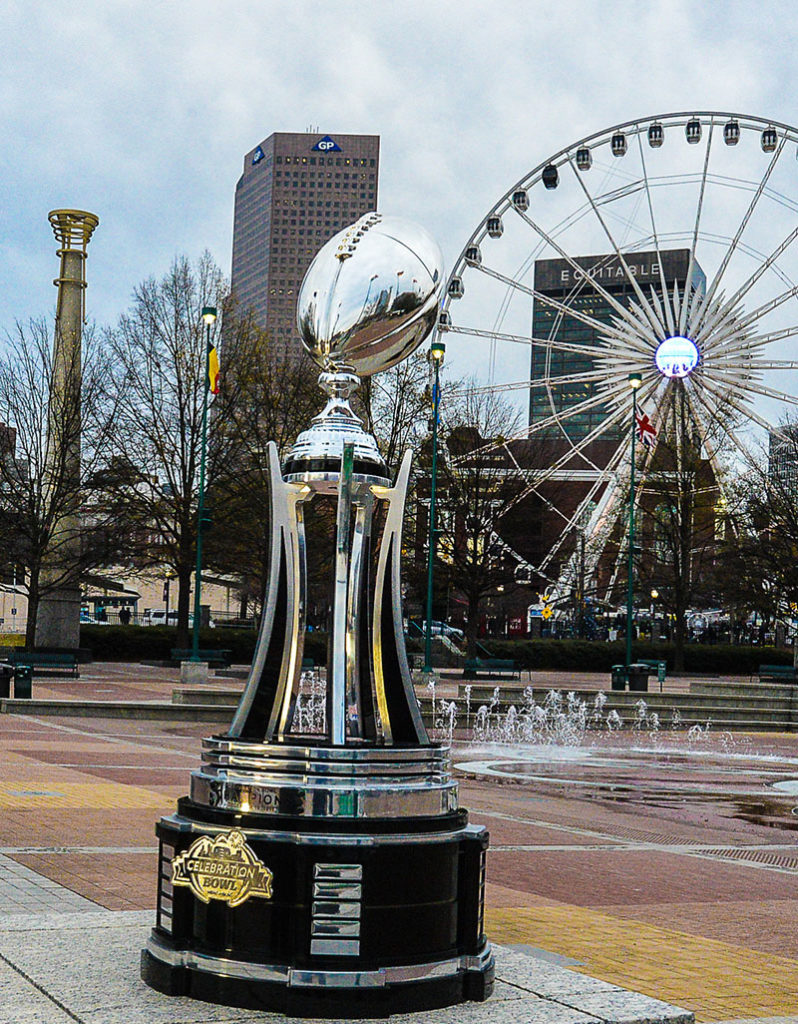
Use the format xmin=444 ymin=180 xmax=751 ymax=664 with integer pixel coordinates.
xmin=141 ymin=214 xmax=494 ymax=1017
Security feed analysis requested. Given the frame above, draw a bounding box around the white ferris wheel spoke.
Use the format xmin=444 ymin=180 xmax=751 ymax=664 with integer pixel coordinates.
xmin=445 ymin=323 xmax=621 ymax=358
xmin=702 ymin=328 xmax=794 ymax=360
xmin=685 ymin=376 xmax=760 ymax=471
xmin=461 ymin=368 xmax=614 ymax=396
xmin=696 ymin=225 xmax=798 ymax=351
xmin=637 ymin=130 xmax=676 ymax=338
xmin=537 ymin=436 xmax=631 ymax=575
xmin=693 ymin=135 xmax=787 ymax=334
xmin=566 ymin=156 xmax=666 ymax=338
xmin=699 ymin=373 xmax=792 ymax=442
xmin=453 ymin=377 xmax=634 ymax=465
xmin=683 ymin=381 xmax=749 ymax=521
xmin=527 ymin=376 xmax=660 ymax=488
xmin=715 ymin=358 xmax=798 ymax=371
xmin=472 ymin=263 xmax=655 ymax=354
xmin=679 ymin=117 xmax=715 ymax=336
xmin=703 ymin=368 xmax=798 ymax=408
xmin=702 ymin=283 xmax=798 ymax=354
xmin=515 ymin=206 xmax=662 ymax=344
xmin=727 ymin=324 xmax=798 ymax=350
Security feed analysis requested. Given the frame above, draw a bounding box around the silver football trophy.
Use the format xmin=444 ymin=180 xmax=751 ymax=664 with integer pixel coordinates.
xmin=142 ymin=214 xmax=494 ymax=1017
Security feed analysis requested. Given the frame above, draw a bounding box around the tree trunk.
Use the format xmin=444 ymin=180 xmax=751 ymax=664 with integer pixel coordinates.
xmin=464 ymin=592 xmax=480 ymax=663
xmin=25 ymin=578 xmax=39 ymax=651
xmin=673 ymin=612 xmax=687 ymax=673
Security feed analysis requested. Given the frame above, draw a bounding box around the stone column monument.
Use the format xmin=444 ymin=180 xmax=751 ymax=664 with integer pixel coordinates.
xmin=35 ymin=209 xmax=99 ymax=649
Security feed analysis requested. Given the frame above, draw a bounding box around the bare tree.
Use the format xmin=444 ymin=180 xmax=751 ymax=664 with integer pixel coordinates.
xmin=0 ymin=318 xmax=121 ymax=647
xmin=205 ymin=324 xmax=320 ymax=615
xmin=102 ymin=254 xmax=251 ymax=645
xmin=432 ymin=386 xmax=526 ymax=660
xmin=714 ymin=424 xmax=798 ymax=655
xmin=363 ymin=352 xmax=432 ymax=472
xmin=634 ymin=384 xmax=730 ymax=669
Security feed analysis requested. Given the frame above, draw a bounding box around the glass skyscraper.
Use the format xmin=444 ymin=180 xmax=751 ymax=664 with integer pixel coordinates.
xmin=231 ymin=132 xmax=380 ymax=357
xmin=530 ymin=248 xmax=706 ymax=440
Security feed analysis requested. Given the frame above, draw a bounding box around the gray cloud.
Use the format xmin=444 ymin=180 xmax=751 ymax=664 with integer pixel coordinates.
xmin=1 ymin=0 xmax=795 ymax=336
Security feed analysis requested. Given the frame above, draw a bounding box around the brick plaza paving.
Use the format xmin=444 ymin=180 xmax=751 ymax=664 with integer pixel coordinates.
xmin=0 ymin=662 xmax=796 ymax=1021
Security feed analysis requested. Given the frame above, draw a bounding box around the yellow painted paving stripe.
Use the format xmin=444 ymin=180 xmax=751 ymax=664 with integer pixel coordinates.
xmin=0 ymin=781 xmax=169 ymax=809
xmin=487 ymin=905 xmax=798 ymax=1022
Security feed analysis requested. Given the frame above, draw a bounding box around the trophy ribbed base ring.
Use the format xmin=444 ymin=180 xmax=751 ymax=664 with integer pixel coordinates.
xmin=190 ymin=739 xmax=458 ymax=819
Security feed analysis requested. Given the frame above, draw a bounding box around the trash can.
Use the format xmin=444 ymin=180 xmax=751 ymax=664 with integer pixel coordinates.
xmin=14 ymin=663 xmax=32 ymax=699
xmin=627 ymin=663 xmax=650 ymax=692
xmin=0 ymin=663 xmax=12 ymax=699
xmin=611 ymin=664 xmax=627 ymax=690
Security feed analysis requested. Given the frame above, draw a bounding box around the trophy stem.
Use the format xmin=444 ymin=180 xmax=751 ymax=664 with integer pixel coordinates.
xmin=330 ymin=443 xmax=354 ymax=744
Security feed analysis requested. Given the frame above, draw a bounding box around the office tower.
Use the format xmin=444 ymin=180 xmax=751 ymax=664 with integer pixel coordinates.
xmin=530 ymin=248 xmax=706 ymax=440
xmin=231 ymin=132 xmax=380 ymax=357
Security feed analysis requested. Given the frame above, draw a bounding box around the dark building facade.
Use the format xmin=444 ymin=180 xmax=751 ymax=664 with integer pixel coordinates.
xmin=768 ymin=425 xmax=798 ymax=488
xmin=530 ymin=248 xmax=706 ymax=439
xmin=230 ymin=131 xmax=380 ymax=357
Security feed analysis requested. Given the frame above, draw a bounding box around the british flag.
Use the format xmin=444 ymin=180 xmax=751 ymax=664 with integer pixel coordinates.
xmin=635 ymin=410 xmax=657 ymax=448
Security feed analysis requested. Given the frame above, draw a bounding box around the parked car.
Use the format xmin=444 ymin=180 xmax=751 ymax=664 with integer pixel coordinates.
xmin=407 ymin=620 xmax=464 ymax=641
xmin=142 ymin=610 xmax=214 ymax=628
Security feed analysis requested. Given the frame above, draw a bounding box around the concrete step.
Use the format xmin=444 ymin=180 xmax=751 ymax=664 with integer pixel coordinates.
xmin=171 ymin=686 xmax=243 ymax=706
xmin=419 ymin=695 xmax=798 ymax=732
xmin=456 ymin=684 xmax=798 ymax=711
xmin=690 ymin=679 xmax=798 ymax=700
xmin=0 ymin=698 xmax=232 ymax=721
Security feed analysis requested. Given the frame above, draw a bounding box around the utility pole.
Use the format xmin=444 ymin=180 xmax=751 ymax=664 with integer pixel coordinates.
xmin=625 ymin=372 xmax=643 ymax=674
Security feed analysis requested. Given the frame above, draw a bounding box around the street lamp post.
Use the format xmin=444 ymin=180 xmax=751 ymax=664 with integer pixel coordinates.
xmin=625 ymin=372 xmax=643 ymax=675
xmin=649 ymin=588 xmax=659 ymax=639
xmin=423 ymin=339 xmax=445 ymax=675
xmin=191 ymin=306 xmax=217 ymax=662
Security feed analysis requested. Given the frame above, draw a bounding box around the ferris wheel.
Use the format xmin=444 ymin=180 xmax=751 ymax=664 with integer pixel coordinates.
xmin=440 ymin=111 xmax=798 ymax=602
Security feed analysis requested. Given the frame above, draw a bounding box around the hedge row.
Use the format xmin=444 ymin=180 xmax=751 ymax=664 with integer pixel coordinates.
xmin=477 ymin=639 xmax=792 ymax=675
xmin=80 ymin=625 xmax=328 ymax=666
xmin=79 ymin=626 xmax=790 ymax=676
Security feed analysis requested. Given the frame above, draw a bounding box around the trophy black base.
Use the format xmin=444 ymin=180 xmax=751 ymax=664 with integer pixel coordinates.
xmin=141 ymin=799 xmax=493 ymax=1019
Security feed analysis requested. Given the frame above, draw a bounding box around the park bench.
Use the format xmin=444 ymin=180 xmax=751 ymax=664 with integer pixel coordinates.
xmin=170 ymin=648 xmax=232 ymax=668
xmin=4 ymin=651 xmax=79 ymax=677
xmin=639 ymin=659 xmax=667 ymax=685
xmin=757 ymin=663 xmax=797 ymax=683
xmin=463 ymin=657 xmax=520 ymax=679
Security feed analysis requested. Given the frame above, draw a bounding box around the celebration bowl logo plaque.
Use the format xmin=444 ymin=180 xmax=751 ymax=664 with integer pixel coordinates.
xmin=171 ymin=831 xmax=273 ymax=908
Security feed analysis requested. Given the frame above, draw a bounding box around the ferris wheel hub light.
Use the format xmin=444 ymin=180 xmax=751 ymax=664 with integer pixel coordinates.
xmin=655 ymin=336 xmax=700 ymax=378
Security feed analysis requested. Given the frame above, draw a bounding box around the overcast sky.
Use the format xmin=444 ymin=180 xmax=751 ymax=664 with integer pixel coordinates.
xmin=1 ymin=0 xmax=794 ymax=353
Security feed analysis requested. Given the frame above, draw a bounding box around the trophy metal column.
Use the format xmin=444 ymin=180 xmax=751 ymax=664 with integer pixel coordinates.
xmin=141 ymin=214 xmax=494 ymax=1017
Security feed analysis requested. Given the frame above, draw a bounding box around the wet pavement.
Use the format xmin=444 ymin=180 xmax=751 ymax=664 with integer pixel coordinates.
xmin=0 ymin=662 xmax=796 ymax=1021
